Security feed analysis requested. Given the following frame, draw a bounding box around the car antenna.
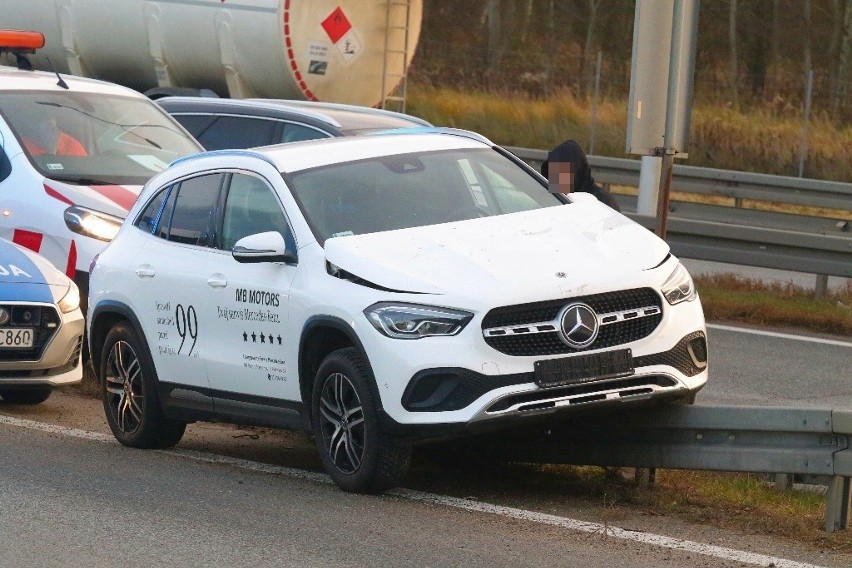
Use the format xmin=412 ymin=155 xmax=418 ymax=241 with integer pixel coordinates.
xmin=46 ymin=56 xmax=69 ymax=89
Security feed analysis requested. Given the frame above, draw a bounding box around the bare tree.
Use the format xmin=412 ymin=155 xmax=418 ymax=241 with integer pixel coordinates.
xmin=729 ymin=0 xmax=740 ymax=107
xmin=487 ymin=0 xmax=504 ymax=73
xmin=832 ymin=0 xmax=852 ymax=115
xmin=771 ymin=0 xmax=780 ymax=63
xmin=519 ymin=0 xmax=535 ymax=44
xmin=804 ymin=0 xmax=813 ymax=74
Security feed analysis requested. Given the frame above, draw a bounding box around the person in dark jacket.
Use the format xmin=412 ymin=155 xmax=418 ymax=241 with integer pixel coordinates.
xmin=540 ymin=139 xmax=621 ymax=211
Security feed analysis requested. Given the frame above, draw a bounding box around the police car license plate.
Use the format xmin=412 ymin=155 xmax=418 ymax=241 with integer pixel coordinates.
xmin=0 ymin=328 xmax=34 ymax=348
xmin=534 ymin=349 xmax=633 ymax=387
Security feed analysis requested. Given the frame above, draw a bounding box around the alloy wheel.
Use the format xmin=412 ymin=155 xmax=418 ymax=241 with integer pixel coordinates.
xmin=318 ymin=372 xmax=366 ymax=474
xmin=104 ymin=340 xmax=144 ymax=435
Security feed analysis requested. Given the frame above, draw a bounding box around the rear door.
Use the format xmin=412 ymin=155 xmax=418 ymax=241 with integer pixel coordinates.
xmin=133 ymin=173 xmax=225 ymax=395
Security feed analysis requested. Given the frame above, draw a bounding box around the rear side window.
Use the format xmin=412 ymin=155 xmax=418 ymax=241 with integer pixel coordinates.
xmin=135 ymin=186 xmax=170 ymax=234
xmin=161 ymin=174 xmax=224 ymax=246
xmin=279 ymin=123 xmax=330 ymax=143
xmin=173 ymin=114 xmax=277 ymax=150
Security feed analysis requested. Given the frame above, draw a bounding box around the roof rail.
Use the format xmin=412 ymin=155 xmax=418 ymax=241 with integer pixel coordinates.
xmin=169 ymin=149 xmax=276 ymax=168
xmin=255 ymin=99 xmax=432 ymax=127
xmin=365 ymin=126 xmax=494 ymax=145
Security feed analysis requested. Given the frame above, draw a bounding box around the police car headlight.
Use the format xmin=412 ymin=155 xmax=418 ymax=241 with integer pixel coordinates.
xmin=661 ymin=263 xmax=697 ymax=305
xmin=64 ymin=206 xmax=123 ymax=242
xmin=58 ymin=284 xmax=81 ymax=313
xmin=364 ymin=302 xmax=473 ymax=339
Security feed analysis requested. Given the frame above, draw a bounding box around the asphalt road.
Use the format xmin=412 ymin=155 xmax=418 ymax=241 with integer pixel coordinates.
xmin=1 ymin=324 xmax=851 ymax=568
xmin=699 ymin=324 xmax=852 ymax=409
xmin=0 ymin=421 xmax=788 ymax=568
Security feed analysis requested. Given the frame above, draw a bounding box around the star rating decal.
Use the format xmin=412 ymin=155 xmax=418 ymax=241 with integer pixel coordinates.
xmin=243 ymin=331 xmax=283 ymax=345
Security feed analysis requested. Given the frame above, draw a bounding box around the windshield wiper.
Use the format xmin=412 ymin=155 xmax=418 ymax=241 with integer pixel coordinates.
xmin=36 ymin=101 xmax=166 ymax=149
xmin=48 ymin=175 xmax=116 ymax=186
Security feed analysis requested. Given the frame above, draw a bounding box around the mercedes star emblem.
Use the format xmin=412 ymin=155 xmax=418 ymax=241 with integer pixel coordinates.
xmin=558 ymin=303 xmax=599 ymax=348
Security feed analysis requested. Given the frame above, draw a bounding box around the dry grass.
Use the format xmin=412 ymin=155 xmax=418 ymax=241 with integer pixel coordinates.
xmin=407 ymin=84 xmax=852 ymax=182
xmin=695 ymin=274 xmax=852 ymax=336
xmin=408 ymin=456 xmax=852 ymax=552
xmin=641 ymin=470 xmax=851 ymax=552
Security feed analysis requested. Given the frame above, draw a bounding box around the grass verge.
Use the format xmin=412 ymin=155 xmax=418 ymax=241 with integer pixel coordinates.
xmin=695 ymin=274 xmax=852 ymax=337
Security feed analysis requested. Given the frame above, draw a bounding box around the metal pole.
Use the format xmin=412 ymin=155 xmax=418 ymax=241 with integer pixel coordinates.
xmin=655 ymin=149 xmax=675 ymax=239
xmin=797 ymin=68 xmax=814 ymax=178
xmin=590 ymin=50 xmax=602 ymax=154
xmin=656 ymin=0 xmax=699 ymax=239
xmin=637 ymin=155 xmax=662 ymax=216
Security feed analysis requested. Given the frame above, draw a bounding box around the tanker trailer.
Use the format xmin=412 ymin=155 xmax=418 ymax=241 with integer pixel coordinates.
xmin=0 ymin=0 xmax=422 ymax=107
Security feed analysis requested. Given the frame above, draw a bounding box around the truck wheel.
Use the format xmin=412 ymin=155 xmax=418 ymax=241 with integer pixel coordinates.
xmin=0 ymin=387 xmax=52 ymax=405
xmin=312 ymin=347 xmax=411 ymax=494
xmin=100 ymin=323 xmax=185 ymax=449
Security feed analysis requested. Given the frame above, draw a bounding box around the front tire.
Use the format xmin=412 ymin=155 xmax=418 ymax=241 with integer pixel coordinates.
xmin=0 ymin=387 xmax=52 ymax=405
xmin=100 ymin=323 xmax=185 ymax=449
xmin=312 ymin=347 xmax=411 ymax=493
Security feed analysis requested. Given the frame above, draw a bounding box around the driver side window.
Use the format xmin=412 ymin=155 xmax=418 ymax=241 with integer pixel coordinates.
xmin=221 ymin=173 xmax=291 ymax=251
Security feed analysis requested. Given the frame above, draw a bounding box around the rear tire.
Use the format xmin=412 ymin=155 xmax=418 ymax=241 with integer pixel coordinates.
xmin=99 ymin=322 xmax=185 ymax=449
xmin=312 ymin=347 xmax=411 ymax=493
xmin=0 ymin=387 xmax=52 ymax=405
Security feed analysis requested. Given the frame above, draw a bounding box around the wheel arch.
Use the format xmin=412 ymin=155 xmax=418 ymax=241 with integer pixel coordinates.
xmin=299 ymin=315 xmax=381 ymax=425
xmin=89 ymin=301 xmax=149 ymax=382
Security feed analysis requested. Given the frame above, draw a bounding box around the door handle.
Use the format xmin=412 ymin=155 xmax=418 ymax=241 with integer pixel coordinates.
xmin=207 ymin=274 xmax=227 ymax=288
xmin=135 ymin=265 xmax=155 ymax=278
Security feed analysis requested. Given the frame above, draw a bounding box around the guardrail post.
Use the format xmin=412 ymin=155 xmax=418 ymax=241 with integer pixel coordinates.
xmin=815 ymin=275 xmax=829 ymax=299
xmin=773 ymin=473 xmax=793 ymax=490
xmin=825 ymin=476 xmax=851 ymax=532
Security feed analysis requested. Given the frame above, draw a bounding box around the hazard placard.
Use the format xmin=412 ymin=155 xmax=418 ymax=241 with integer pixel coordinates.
xmin=321 ymin=7 xmax=352 ymax=45
xmin=335 ymin=30 xmax=362 ymax=63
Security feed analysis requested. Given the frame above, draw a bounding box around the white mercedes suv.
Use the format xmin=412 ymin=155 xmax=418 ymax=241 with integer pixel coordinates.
xmin=88 ymin=131 xmax=708 ymax=493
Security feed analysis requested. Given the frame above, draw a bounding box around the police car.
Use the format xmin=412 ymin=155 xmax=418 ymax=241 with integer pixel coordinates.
xmin=0 ymin=237 xmax=83 ymax=404
xmin=89 ymin=131 xmax=708 ymax=493
xmin=0 ymin=30 xmax=202 ymax=306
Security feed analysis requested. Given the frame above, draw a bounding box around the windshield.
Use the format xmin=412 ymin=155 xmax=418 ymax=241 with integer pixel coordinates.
xmin=1 ymin=91 xmax=201 ymax=185
xmin=286 ymin=147 xmax=563 ymax=244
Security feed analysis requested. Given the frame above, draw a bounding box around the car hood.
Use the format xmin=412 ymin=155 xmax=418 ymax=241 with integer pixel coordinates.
xmin=1 ymin=238 xmax=72 ymax=303
xmin=323 ymin=201 xmax=670 ymax=302
xmin=43 ymin=179 xmax=141 ymax=218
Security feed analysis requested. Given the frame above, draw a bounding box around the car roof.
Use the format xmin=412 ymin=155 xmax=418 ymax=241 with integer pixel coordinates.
xmin=0 ymin=64 xmax=147 ymax=97
xmin=171 ymin=131 xmax=491 ymax=174
xmin=156 ymin=96 xmax=431 ymax=135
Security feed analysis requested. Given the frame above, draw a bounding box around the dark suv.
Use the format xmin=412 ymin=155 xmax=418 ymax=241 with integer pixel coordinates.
xmin=156 ymin=97 xmax=432 ymax=151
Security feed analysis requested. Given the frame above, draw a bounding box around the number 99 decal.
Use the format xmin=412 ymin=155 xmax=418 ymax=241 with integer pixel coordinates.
xmin=175 ymin=304 xmax=198 ymax=356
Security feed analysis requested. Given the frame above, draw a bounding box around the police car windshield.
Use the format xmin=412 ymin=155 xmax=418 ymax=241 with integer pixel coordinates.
xmin=0 ymin=91 xmax=201 ymax=185
xmin=286 ymin=147 xmax=562 ymax=245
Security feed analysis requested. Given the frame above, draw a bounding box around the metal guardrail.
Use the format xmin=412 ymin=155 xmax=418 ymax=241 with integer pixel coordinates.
xmin=506 ymin=147 xmax=852 ymax=279
xmin=460 ymin=405 xmax=852 ymax=532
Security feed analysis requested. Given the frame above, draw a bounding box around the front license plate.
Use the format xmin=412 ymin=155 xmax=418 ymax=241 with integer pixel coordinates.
xmin=534 ymin=349 xmax=633 ymax=387
xmin=0 ymin=328 xmax=34 ymax=349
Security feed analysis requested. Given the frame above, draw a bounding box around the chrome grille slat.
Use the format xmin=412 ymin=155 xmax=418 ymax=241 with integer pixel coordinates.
xmin=481 ymin=288 xmax=664 ymax=357
xmin=483 ymin=305 xmax=661 ymax=338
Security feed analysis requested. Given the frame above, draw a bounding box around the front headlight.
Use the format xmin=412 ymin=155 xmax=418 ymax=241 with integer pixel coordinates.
xmin=364 ymin=302 xmax=473 ymax=339
xmin=64 ymin=206 xmax=124 ymax=242
xmin=58 ymin=283 xmax=81 ymax=313
xmin=661 ymin=263 xmax=697 ymax=305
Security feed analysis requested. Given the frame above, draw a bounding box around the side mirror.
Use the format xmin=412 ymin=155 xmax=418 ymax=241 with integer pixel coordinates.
xmin=232 ymin=231 xmax=297 ymax=264
xmin=567 ymin=191 xmax=598 ymax=204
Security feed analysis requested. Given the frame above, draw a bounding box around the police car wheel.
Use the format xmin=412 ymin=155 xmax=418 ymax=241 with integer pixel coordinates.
xmin=0 ymin=387 xmax=52 ymax=405
xmin=312 ymin=348 xmax=411 ymax=494
xmin=100 ymin=322 xmax=186 ymax=449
